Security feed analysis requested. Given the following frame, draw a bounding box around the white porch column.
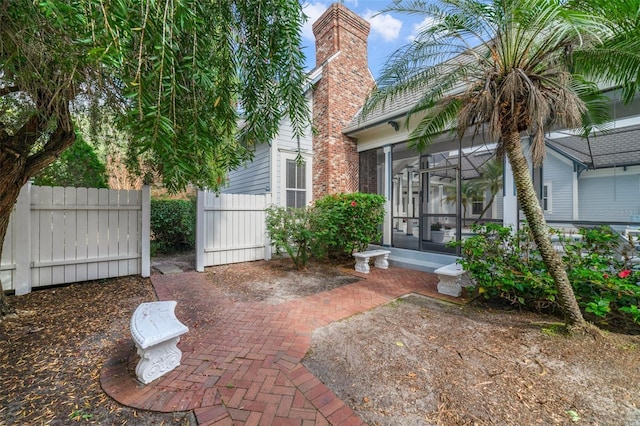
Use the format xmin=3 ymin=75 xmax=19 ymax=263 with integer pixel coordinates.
xmin=503 ymin=157 xmax=518 ymax=229
xmin=382 ymin=146 xmax=392 ymax=245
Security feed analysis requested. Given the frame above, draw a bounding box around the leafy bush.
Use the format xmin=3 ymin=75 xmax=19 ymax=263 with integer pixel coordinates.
xmin=456 ymin=223 xmax=556 ymax=309
xmin=561 ymin=226 xmax=640 ymax=328
xmin=457 ymin=224 xmax=640 ymax=332
xmin=312 ymin=192 xmax=385 ymax=258
xmin=150 ymin=199 xmax=196 ymax=254
xmin=34 ymin=131 xmax=108 ymax=188
xmin=265 ymin=206 xmax=314 ymax=269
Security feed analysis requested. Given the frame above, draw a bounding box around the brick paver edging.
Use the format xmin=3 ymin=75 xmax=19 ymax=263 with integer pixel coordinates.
xmin=101 ymin=266 xmax=451 ymax=425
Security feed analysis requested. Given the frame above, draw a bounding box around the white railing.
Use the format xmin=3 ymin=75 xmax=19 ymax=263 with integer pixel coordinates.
xmin=0 ymin=183 xmax=150 ymax=295
xmin=196 ymin=192 xmax=271 ymax=271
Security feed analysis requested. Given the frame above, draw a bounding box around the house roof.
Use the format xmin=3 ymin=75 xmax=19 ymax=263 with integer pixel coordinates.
xmin=546 ymin=124 xmax=640 ymax=169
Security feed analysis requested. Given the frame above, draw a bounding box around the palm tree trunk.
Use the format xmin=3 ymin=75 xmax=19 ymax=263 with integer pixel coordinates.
xmin=475 ymin=195 xmax=495 ymax=223
xmin=504 ymin=131 xmax=586 ymax=330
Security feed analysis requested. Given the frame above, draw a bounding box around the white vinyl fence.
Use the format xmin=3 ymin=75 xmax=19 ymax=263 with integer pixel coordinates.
xmin=0 ymin=183 xmax=150 ymax=295
xmin=196 ymin=192 xmax=272 ymax=271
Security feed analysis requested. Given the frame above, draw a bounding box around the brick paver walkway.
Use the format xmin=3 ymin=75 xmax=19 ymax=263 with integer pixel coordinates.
xmin=101 ymin=266 xmax=458 ymax=425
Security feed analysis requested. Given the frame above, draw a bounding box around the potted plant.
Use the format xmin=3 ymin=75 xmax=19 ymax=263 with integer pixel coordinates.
xmin=431 ymin=222 xmax=453 ymax=243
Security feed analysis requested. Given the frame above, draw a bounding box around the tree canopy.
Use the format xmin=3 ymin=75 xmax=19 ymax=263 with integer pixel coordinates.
xmin=0 ymin=0 xmax=311 ymax=314
xmin=1 ymin=0 xmax=310 ymax=192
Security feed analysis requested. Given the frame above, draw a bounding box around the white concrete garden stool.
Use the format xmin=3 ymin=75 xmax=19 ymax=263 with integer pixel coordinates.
xmin=130 ymin=301 xmax=189 ymax=384
xmin=434 ymin=263 xmax=469 ymax=297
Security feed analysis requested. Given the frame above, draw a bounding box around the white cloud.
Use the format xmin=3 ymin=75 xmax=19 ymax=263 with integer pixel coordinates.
xmin=302 ymin=2 xmax=330 ymax=41
xmin=407 ymin=16 xmax=440 ymax=41
xmin=363 ymin=10 xmax=402 ymax=42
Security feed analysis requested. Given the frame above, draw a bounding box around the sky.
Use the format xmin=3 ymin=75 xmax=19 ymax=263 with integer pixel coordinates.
xmin=301 ymin=1 xmax=429 ymax=80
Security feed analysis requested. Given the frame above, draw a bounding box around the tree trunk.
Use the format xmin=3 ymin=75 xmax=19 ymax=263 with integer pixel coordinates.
xmin=0 ymin=184 xmax=20 ymax=317
xmin=0 ymin=113 xmax=75 ymax=318
xmin=504 ymin=131 xmax=587 ymax=330
xmin=474 ymin=195 xmax=495 ymax=224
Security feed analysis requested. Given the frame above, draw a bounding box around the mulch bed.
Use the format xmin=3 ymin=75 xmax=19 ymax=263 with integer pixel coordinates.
xmin=0 ymin=276 xmax=194 ymax=425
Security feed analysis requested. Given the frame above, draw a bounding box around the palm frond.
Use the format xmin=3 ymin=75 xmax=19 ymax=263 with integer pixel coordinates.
xmin=407 ymin=98 xmax=462 ymax=152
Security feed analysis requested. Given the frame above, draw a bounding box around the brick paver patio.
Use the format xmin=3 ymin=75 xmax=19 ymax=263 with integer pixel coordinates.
xmin=101 ymin=265 xmax=459 ymax=425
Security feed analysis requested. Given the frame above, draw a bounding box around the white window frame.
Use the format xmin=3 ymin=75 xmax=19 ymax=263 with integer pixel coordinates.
xmin=542 ymin=181 xmax=552 ymax=213
xmin=279 ymin=150 xmax=312 ymax=207
xmin=472 ymin=195 xmax=484 ymax=215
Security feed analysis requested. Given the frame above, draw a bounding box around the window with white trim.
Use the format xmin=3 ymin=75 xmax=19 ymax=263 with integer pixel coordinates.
xmin=542 ymin=182 xmax=552 ymax=213
xmin=285 ymin=159 xmax=306 ymax=208
xmin=472 ymin=195 xmax=484 ymax=215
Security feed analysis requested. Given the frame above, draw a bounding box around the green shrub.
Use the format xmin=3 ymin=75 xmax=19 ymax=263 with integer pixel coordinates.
xmin=456 ymin=224 xmax=640 ymax=332
xmin=456 ymin=223 xmax=557 ymax=309
xmin=34 ymin=131 xmax=108 ymax=188
xmin=312 ymin=192 xmax=385 ymax=258
xmin=560 ymin=226 xmax=640 ymax=328
xmin=265 ymin=206 xmax=314 ymax=269
xmin=150 ymin=199 xmax=196 ymax=253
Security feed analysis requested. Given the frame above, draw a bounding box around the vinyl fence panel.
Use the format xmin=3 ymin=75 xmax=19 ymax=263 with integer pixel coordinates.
xmin=0 ymin=183 xmax=150 ymax=295
xmin=196 ymin=191 xmax=272 ymax=271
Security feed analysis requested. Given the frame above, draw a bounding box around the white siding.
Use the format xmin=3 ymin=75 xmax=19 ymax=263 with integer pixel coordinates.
xmin=223 ymin=94 xmax=313 ymax=206
xmin=579 ymin=170 xmax=640 ymax=222
xmin=223 ymin=141 xmax=271 ymax=194
xmin=543 ymin=152 xmax=574 ymax=221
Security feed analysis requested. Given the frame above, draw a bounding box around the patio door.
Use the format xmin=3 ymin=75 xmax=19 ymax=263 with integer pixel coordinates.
xmin=419 ymin=154 xmax=459 ymax=253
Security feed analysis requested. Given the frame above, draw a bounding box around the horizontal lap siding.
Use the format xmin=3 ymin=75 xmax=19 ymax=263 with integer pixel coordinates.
xmin=223 ymin=142 xmax=271 ymax=194
xmin=579 ymin=173 xmax=640 ymax=221
xmin=544 ymin=154 xmax=573 ymax=221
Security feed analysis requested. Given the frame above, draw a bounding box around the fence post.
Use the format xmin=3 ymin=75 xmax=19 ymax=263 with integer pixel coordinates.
xmin=14 ymin=182 xmax=32 ymax=295
xmin=264 ymin=193 xmax=272 ymax=261
xmin=195 ymin=190 xmax=205 ymax=272
xmin=141 ymin=185 xmax=150 ymax=278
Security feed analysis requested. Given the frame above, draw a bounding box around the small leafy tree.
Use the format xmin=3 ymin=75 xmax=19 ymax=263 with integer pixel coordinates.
xmin=265 ymin=206 xmax=314 ymax=270
xmin=313 ymin=193 xmax=386 ymax=258
xmin=34 ymin=131 xmax=108 ymax=188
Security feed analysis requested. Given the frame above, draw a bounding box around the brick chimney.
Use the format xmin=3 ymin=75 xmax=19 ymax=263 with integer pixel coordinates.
xmin=312 ymin=3 xmax=375 ymax=200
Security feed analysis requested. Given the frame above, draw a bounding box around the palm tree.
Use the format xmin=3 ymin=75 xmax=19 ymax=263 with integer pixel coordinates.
xmin=444 ymin=181 xmax=482 ymax=227
xmin=474 ymin=158 xmax=503 ymax=223
xmin=363 ymin=0 xmax=640 ymax=330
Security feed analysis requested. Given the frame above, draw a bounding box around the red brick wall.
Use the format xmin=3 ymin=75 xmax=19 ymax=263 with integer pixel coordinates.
xmin=311 ymin=3 xmax=375 ymax=200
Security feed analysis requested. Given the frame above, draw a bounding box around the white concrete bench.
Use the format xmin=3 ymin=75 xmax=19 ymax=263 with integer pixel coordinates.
xmin=353 ymin=249 xmax=391 ymax=273
xmin=130 ymin=301 xmax=189 ymax=384
xmin=434 ymin=263 xmax=469 ymax=297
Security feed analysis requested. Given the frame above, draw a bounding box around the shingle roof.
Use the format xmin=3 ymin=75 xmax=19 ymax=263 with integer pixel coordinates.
xmin=546 ymin=125 xmax=640 ymax=169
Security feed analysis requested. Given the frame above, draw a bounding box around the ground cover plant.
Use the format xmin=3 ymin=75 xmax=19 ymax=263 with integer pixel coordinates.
xmin=457 ymin=224 xmax=640 ymax=333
